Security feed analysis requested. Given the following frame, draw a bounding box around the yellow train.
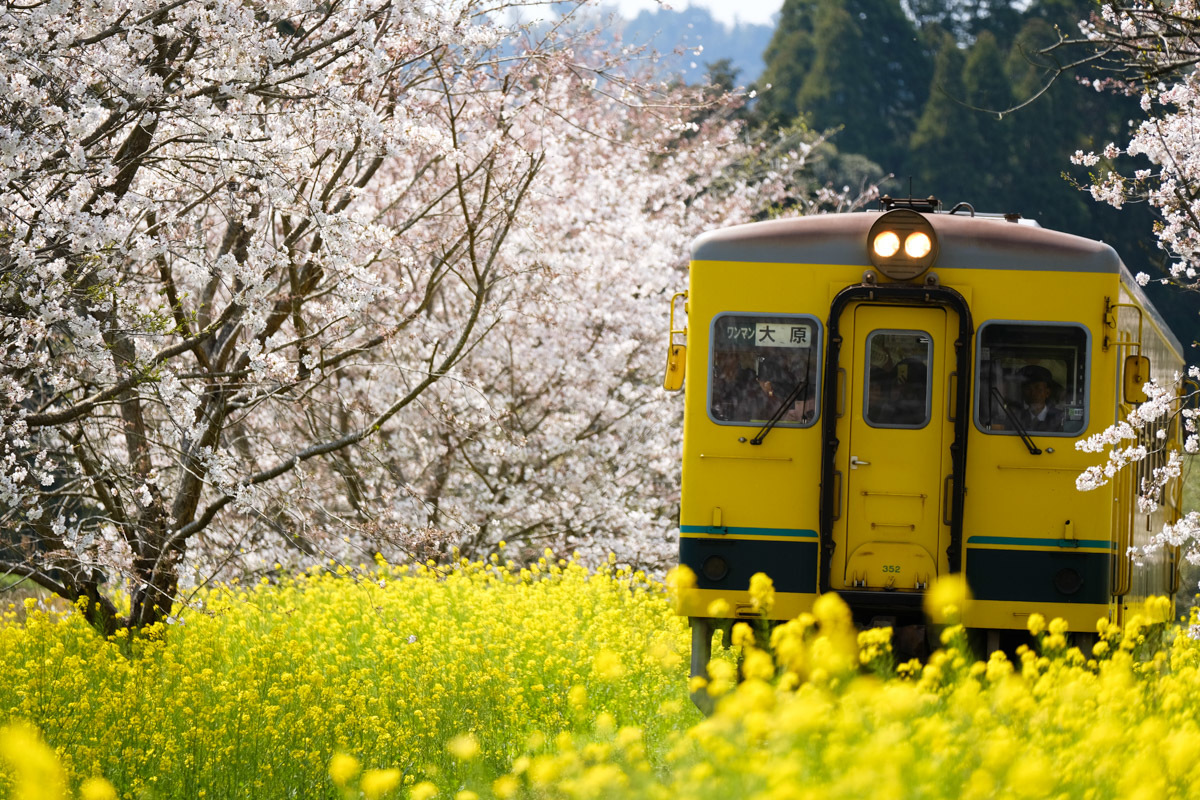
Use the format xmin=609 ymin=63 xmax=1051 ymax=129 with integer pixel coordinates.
xmin=664 ymin=198 xmax=1184 ymax=675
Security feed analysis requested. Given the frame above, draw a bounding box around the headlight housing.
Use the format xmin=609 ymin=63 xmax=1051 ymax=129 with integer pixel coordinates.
xmin=867 ymin=209 xmax=939 ymax=280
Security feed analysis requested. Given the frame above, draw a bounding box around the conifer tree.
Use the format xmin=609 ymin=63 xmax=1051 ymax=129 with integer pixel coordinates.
xmin=961 ymin=31 xmax=1017 ymax=205
xmin=757 ymin=0 xmax=930 ymax=172
xmin=907 ymin=27 xmax=976 ymax=204
xmin=756 ymin=0 xmax=821 ymax=124
xmin=1002 ymin=16 xmax=1093 ymax=229
xmin=904 ymin=0 xmax=1021 ymax=45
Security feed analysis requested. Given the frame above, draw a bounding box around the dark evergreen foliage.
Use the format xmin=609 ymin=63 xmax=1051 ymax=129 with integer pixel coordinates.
xmin=757 ymin=0 xmax=930 ymax=170
xmin=753 ymin=0 xmax=1198 ymax=346
xmin=908 ymin=26 xmax=976 ymax=206
xmin=757 ymin=0 xmax=822 ymax=123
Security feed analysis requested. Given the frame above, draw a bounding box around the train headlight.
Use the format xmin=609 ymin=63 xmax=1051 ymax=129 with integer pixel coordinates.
xmin=904 ymin=231 xmax=933 ymax=259
xmin=866 ymin=209 xmax=939 ymax=280
xmin=872 ymin=231 xmax=901 ymax=258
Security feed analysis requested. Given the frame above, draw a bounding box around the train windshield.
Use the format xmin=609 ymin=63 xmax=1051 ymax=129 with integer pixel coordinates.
xmin=976 ymin=322 xmax=1089 ymax=436
xmin=863 ymin=330 xmax=932 ymax=429
xmin=709 ymin=313 xmax=820 ymax=426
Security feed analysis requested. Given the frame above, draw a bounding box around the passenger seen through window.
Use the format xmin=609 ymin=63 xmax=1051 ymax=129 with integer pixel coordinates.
xmin=977 ymin=323 xmax=1088 ymax=436
xmin=708 ymin=314 xmax=819 ymax=426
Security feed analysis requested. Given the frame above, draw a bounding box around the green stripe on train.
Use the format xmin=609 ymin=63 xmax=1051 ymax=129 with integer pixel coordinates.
xmin=681 ymin=525 xmax=819 ymax=538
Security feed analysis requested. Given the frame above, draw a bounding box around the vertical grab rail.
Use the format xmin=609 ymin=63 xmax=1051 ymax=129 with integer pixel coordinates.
xmin=1104 ymin=298 xmax=1144 ymax=353
xmin=1107 ymin=298 xmax=1147 ymax=598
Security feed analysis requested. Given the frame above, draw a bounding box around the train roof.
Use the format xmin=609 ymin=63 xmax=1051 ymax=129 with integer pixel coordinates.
xmin=691 ymin=211 xmax=1121 ymax=274
xmin=691 ymin=211 xmax=1184 ymax=359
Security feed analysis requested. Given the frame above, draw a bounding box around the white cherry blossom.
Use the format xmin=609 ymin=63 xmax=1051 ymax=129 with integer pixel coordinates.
xmin=0 ymin=0 xmax=856 ymax=630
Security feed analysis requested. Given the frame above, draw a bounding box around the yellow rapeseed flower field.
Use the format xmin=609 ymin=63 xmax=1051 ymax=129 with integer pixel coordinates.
xmin=0 ymin=553 xmax=694 ymax=799
xmin=1 ymin=555 xmax=1200 ymax=800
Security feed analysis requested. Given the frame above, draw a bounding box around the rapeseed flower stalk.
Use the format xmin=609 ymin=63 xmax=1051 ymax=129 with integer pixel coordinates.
xmin=857 ymin=626 xmax=896 ymax=676
xmin=0 ymin=554 xmax=693 ymax=799
xmin=748 ymin=572 xmax=775 ymax=615
xmin=77 ymin=778 xmax=117 ymax=800
xmin=360 ymin=768 xmax=402 ymax=800
xmin=479 ymin=589 xmax=1200 ymax=800
xmin=329 ymin=753 xmax=361 ymax=788
xmin=6 ymin=560 xmax=1200 ymax=800
xmin=923 ymin=573 xmax=971 ymax=624
xmin=447 ymin=735 xmax=480 ymax=762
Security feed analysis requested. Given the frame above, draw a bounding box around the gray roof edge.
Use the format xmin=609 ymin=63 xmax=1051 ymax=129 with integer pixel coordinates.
xmin=691 ymin=213 xmax=1122 ymax=274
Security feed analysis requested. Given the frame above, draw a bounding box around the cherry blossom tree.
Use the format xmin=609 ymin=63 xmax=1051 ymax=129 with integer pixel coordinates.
xmin=1054 ymin=4 xmax=1200 ymax=576
xmin=183 ymin=82 xmax=870 ymax=581
xmin=352 ymin=114 xmax=869 ymax=575
xmin=1 ymin=0 xmax=860 ymax=631
xmin=0 ymin=0 xmax=615 ymax=631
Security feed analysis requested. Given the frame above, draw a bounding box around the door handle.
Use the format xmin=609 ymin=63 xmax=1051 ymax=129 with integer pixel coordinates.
xmin=850 ymin=455 xmax=871 ymax=469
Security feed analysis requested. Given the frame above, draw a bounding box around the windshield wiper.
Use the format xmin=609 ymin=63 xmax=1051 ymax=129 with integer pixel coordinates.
xmin=750 ymin=380 xmax=808 ymax=445
xmin=989 ymin=386 xmax=1041 ymax=455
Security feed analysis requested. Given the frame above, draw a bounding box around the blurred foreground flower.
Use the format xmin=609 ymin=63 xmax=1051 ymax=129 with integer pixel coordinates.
xmin=0 ymin=723 xmax=68 ymax=800
xmin=923 ymin=574 xmax=972 ymax=624
xmin=749 ymin=572 xmax=775 ymax=614
xmin=329 ymin=752 xmax=362 ymax=787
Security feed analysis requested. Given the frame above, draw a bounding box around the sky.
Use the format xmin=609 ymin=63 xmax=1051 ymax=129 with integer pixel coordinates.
xmin=607 ymin=0 xmax=783 ymax=27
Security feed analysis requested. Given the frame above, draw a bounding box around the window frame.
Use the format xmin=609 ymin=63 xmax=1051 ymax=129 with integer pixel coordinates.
xmin=973 ymin=320 xmax=1091 ymax=438
xmin=861 ymin=327 xmax=934 ymax=430
xmin=706 ymin=311 xmax=823 ymax=429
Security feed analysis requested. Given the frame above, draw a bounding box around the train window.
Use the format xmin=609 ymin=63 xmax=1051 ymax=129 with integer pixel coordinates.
xmin=708 ymin=313 xmax=821 ymax=427
xmin=863 ymin=330 xmax=932 ymax=429
xmin=976 ymin=322 xmax=1089 ymax=437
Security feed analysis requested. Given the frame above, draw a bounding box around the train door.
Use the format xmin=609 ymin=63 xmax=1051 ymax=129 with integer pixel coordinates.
xmin=842 ymin=304 xmax=952 ymax=590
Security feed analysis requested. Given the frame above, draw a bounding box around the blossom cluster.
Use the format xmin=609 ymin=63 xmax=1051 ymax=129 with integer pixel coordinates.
xmin=1073 ymin=4 xmax=1200 ymax=283
xmin=0 ymin=0 xmax=867 ymax=626
xmin=1075 ymin=365 xmax=1200 ymax=570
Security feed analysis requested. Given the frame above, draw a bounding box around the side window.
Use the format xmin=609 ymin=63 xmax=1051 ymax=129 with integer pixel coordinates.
xmin=864 ymin=330 xmax=932 ymax=429
xmin=709 ymin=313 xmax=821 ymax=427
xmin=976 ymin=322 xmax=1088 ymax=437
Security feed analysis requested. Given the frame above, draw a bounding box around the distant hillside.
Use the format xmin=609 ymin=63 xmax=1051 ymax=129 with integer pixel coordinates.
xmin=602 ymin=4 xmax=775 ymax=85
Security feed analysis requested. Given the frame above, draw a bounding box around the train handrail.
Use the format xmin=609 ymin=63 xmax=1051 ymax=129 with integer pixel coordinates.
xmin=1104 ymin=298 xmax=1143 ymax=354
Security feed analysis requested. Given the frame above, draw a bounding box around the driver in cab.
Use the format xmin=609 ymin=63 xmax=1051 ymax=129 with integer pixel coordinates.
xmin=1014 ymin=364 xmax=1064 ymax=432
